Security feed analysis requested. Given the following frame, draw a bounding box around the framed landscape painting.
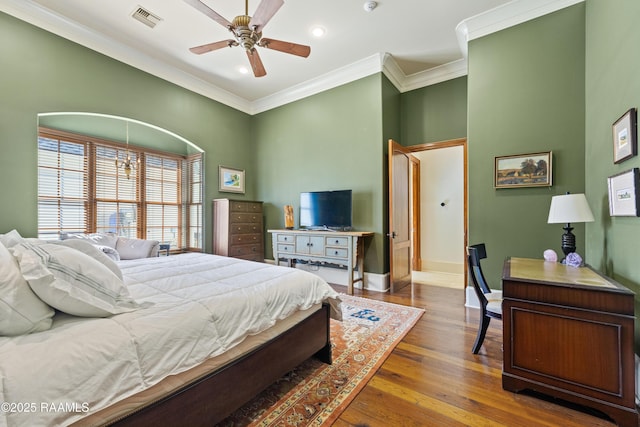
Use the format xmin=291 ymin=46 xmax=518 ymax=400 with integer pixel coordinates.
xmin=612 ymin=108 xmax=637 ymax=164
xmin=219 ymin=166 xmax=245 ymax=193
xmin=494 ymin=151 xmax=552 ymax=189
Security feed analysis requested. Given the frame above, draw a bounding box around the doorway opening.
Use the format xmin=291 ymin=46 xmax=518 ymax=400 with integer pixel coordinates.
xmin=408 ymin=139 xmax=467 ymax=290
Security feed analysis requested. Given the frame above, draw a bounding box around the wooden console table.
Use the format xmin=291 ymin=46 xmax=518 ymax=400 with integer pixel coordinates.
xmin=502 ymin=257 xmax=637 ymax=427
xmin=268 ymin=229 xmax=373 ymax=295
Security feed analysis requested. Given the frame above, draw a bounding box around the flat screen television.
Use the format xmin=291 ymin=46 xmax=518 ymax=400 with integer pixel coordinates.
xmin=300 ymin=189 xmax=352 ymax=231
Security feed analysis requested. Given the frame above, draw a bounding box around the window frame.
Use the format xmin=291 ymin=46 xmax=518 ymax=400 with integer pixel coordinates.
xmin=37 ymin=127 xmax=203 ymax=251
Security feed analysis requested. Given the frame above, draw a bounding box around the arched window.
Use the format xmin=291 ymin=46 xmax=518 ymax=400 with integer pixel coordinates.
xmin=37 ymin=127 xmax=203 ymax=251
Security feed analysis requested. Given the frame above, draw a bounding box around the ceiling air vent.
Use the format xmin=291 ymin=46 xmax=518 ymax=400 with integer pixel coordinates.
xmin=131 ymin=6 xmax=162 ymax=29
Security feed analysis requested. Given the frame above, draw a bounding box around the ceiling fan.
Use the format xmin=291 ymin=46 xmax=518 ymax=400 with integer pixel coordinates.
xmin=184 ymin=0 xmax=311 ymax=77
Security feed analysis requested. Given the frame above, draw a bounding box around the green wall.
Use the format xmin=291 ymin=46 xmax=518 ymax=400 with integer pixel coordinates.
xmin=10 ymin=1 xmax=639 ymax=316
xmin=467 ymin=4 xmax=586 ymax=286
xmin=254 ymin=74 xmax=396 ymax=274
xmin=401 ymin=76 xmax=468 ymax=145
xmin=585 ymin=0 xmax=640 ymax=349
xmin=0 ymin=11 xmax=253 ymax=252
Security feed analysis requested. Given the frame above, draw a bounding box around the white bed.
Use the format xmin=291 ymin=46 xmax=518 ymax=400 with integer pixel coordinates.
xmin=0 ymin=249 xmax=341 ymax=427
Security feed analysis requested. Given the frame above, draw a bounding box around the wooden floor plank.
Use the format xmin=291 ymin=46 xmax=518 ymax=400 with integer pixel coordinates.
xmin=331 ymin=283 xmax=622 ymax=427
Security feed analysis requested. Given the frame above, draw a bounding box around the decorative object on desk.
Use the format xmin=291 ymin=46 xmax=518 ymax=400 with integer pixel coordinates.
xmin=547 ymin=192 xmax=594 ymax=258
xmin=283 ymin=205 xmax=294 ymax=229
xmin=217 ymin=294 xmax=424 ymax=427
xmin=494 ymin=151 xmax=552 ymax=188
xmin=612 ymin=108 xmax=637 ymax=164
xmin=563 ymin=252 xmax=582 ymax=267
xmin=543 ymin=249 xmax=557 ymax=262
xmin=607 ymin=168 xmax=640 ymax=217
xmin=218 ymin=166 xmax=245 ymax=193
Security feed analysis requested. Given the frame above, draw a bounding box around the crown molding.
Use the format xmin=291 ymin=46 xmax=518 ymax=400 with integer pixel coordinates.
xmin=251 ymin=54 xmax=384 ymax=115
xmin=0 ymin=0 xmax=251 ymax=113
xmin=2 ymin=0 xmax=585 ymax=115
xmin=456 ymin=0 xmax=584 ymax=56
xmin=400 ymin=59 xmax=468 ymax=93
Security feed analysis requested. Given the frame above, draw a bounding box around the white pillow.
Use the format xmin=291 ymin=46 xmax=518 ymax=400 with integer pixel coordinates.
xmin=12 ymin=242 xmax=140 ymax=317
xmin=0 ymin=229 xmax=25 ymax=249
xmin=95 ymin=244 xmax=121 ymax=262
xmin=61 ymin=232 xmax=118 ymax=249
xmin=0 ymin=241 xmax=54 ymax=336
xmin=116 ymin=237 xmax=160 ymax=260
xmin=58 ymin=239 xmax=123 ymax=280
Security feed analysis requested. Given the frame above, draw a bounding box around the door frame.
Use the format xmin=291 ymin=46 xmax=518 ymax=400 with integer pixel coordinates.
xmin=405 ymin=138 xmax=468 ymax=287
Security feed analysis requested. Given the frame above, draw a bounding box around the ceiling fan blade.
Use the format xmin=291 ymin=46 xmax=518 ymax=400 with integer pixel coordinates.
xmin=246 ymin=49 xmax=267 ymax=77
xmin=248 ymin=0 xmax=284 ymax=32
xmin=260 ymin=38 xmax=310 ymax=58
xmin=189 ymin=40 xmax=236 ymax=54
xmin=183 ymin=0 xmax=232 ymax=28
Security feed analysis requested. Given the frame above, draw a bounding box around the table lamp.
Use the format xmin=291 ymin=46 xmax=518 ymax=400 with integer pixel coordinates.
xmin=547 ymin=193 xmax=594 ymax=257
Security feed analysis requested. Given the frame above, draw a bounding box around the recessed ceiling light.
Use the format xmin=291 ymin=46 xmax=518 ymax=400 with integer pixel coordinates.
xmin=238 ymin=66 xmax=250 ymax=74
xmin=311 ymin=26 xmax=326 ymax=38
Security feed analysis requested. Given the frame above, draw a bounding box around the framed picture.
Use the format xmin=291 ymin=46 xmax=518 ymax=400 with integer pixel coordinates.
xmin=607 ymin=168 xmax=640 ymax=217
xmin=494 ymin=151 xmax=552 ymax=189
xmin=218 ymin=166 xmax=245 ymax=193
xmin=612 ymin=108 xmax=637 ymax=164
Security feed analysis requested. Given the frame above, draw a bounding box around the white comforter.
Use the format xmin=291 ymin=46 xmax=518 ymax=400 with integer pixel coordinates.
xmin=0 ymin=253 xmax=341 ymax=427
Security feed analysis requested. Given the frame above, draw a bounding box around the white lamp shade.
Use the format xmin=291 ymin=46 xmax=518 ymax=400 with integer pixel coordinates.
xmin=547 ymin=193 xmax=595 ymax=224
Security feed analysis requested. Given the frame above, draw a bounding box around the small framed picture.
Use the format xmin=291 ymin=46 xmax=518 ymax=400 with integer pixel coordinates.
xmin=218 ymin=166 xmax=245 ymax=193
xmin=494 ymin=151 xmax=552 ymax=188
xmin=612 ymin=108 xmax=637 ymax=164
xmin=607 ymin=168 xmax=640 ymax=217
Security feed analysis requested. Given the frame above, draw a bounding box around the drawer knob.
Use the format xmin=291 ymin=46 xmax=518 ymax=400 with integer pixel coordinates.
xmin=334 ymin=250 xmax=339 ymax=255
xmin=335 ymin=240 xmax=339 ymax=244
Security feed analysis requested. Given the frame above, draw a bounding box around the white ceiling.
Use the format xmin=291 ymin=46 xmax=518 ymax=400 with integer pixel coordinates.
xmin=1 ymin=0 xmax=581 ymax=114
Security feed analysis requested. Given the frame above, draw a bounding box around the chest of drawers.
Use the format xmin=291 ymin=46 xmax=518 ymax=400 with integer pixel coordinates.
xmin=213 ymin=199 xmax=263 ymax=262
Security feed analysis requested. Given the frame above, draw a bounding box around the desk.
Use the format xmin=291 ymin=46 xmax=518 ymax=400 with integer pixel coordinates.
xmin=268 ymin=229 xmax=373 ymax=295
xmin=502 ymin=257 xmax=637 ymax=427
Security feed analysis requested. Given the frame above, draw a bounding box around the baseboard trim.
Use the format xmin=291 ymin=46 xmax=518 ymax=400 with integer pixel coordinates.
xmin=465 ymin=286 xmax=479 ymax=309
xmin=423 ymin=260 xmax=464 ymax=275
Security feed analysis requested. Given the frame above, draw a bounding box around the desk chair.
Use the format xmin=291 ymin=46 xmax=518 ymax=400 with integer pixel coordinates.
xmin=467 ymin=243 xmax=502 ymax=354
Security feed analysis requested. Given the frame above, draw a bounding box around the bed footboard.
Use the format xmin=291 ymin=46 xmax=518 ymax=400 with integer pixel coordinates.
xmin=106 ymin=303 xmax=332 ymax=427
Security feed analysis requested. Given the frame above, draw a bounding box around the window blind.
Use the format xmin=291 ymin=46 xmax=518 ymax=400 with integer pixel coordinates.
xmin=37 ymin=135 xmax=88 ymax=240
xmin=37 ymin=127 xmax=203 ymax=252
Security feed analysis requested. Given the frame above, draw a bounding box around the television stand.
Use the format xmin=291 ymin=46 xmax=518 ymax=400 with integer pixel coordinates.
xmin=268 ymin=229 xmax=373 ymax=295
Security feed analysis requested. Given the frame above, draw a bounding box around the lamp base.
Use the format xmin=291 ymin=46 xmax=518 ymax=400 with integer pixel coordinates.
xmin=561 ymin=223 xmax=576 ymax=256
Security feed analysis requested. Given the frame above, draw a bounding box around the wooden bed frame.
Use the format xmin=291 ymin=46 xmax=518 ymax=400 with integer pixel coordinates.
xmin=102 ymin=303 xmax=332 ymax=426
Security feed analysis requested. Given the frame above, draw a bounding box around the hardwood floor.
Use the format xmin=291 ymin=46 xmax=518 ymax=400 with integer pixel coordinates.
xmin=329 ymin=282 xmax=623 ymax=427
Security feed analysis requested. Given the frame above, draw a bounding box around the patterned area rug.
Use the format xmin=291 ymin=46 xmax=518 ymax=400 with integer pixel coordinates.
xmin=216 ymin=294 xmax=425 ymax=427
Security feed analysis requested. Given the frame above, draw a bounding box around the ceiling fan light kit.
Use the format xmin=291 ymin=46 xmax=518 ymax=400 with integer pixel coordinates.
xmin=184 ymin=0 xmax=311 ymax=78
